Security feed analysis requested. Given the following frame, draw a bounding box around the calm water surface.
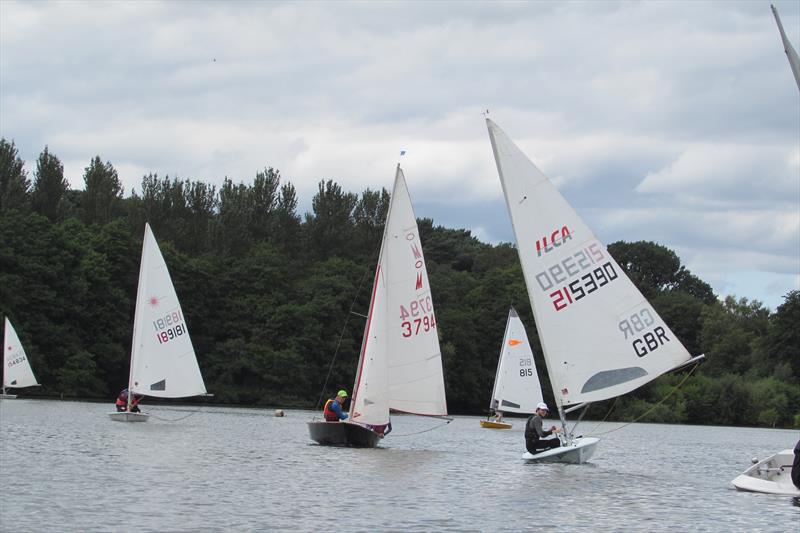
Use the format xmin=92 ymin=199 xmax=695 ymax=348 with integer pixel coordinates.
xmin=0 ymin=400 xmax=797 ymax=532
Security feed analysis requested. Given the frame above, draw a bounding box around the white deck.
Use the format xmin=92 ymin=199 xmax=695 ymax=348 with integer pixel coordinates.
xmin=522 ymin=436 xmax=600 ymax=464
xmin=108 ymin=411 xmax=149 ymax=422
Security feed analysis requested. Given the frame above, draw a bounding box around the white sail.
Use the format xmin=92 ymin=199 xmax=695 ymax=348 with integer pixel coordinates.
xmin=771 ymin=4 xmax=800 ymax=91
xmin=3 ymin=318 xmax=38 ymax=389
xmin=128 ymin=224 xmax=206 ymax=398
xmin=350 ymin=165 xmax=448 ymax=425
xmin=487 ymin=119 xmax=693 ymax=408
xmin=489 ymin=308 xmax=543 ymax=414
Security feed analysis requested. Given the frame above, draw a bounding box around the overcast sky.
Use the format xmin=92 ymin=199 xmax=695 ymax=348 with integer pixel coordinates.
xmin=1 ymin=0 xmax=798 ymax=310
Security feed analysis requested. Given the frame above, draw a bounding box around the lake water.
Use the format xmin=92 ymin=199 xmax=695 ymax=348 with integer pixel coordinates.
xmin=0 ymin=399 xmax=797 ymax=532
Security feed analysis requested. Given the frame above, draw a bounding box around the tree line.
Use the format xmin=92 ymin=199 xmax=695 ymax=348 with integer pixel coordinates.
xmin=1 ymin=138 xmax=798 ymax=428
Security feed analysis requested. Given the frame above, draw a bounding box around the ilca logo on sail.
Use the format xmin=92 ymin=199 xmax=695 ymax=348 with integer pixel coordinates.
xmin=536 ymin=225 xmax=573 ymax=257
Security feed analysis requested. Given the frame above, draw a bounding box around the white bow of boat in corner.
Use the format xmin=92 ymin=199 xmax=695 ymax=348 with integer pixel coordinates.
xmin=109 ymin=223 xmax=208 ymax=422
xmin=731 ymin=448 xmax=800 ymax=496
xmin=486 ymin=118 xmax=702 ymax=464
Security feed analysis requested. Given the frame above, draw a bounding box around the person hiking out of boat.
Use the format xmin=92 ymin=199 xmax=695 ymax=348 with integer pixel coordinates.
xmin=494 ymin=411 xmax=505 ymax=423
xmin=792 ymin=438 xmax=800 ymax=490
xmin=525 ymin=402 xmax=561 ymax=454
xmin=115 ymin=388 xmax=142 ymax=413
xmin=323 ymin=389 xmax=349 ymax=421
xmin=366 ymin=422 xmax=392 ymax=437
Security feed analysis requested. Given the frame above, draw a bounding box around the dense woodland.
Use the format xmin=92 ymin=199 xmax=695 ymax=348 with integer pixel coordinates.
xmin=1 ymin=139 xmax=798 ymax=428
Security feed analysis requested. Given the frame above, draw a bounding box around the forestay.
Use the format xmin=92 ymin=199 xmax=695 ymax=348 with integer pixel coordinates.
xmin=350 ymin=166 xmax=448 ymax=425
xmin=128 ymin=224 xmax=206 ymax=398
xmin=489 ymin=308 xmax=543 ymax=414
xmin=486 ymin=119 xmax=693 ymax=407
xmin=3 ymin=318 xmax=38 ymax=389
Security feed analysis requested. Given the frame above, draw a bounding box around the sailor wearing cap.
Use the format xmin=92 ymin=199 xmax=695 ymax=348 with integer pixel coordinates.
xmin=323 ymin=389 xmax=349 ymax=421
xmin=524 ymin=402 xmax=562 ymax=454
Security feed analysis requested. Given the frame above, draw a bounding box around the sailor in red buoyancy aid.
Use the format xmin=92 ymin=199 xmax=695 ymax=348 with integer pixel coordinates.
xmin=115 ymin=388 xmax=143 ymax=413
xmin=323 ymin=390 xmax=349 ymax=421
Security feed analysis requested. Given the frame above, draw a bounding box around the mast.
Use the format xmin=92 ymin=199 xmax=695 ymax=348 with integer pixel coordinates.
xmin=127 ymin=224 xmax=151 ymax=411
xmin=486 ymin=120 xmax=563 ymax=411
xmin=348 ymin=164 xmax=399 ymax=419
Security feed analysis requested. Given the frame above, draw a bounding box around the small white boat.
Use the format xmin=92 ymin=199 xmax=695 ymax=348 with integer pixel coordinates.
xmin=2 ymin=317 xmax=40 ymax=399
xmin=731 ymin=449 xmax=800 ymax=496
xmin=110 ymin=223 xmax=208 ymax=422
xmin=482 ymin=307 xmax=544 ymax=430
xmin=308 ymin=164 xmax=449 ymax=447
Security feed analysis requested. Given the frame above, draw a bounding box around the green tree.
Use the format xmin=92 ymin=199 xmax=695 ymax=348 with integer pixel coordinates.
xmin=31 ymin=146 xmax=68 ymax=221
xmin=82 ymin=156 xmax=123 ymax=225
xmin=763 ymin=291 xmax=800 ymax=380
xmin=306 ymin=180 xmax=357 ymax=260
xmin=0 ymin=138 xmax=30 ymax=211
xmin=608 ymin=241 xmax=715 ymax=303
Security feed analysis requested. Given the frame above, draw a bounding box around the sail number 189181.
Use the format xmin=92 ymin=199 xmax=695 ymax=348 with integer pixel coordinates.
xmin=400 ymin=297 xmax=437 ymax=337
xmin=153 ymin=311 xmax=186 ymax=344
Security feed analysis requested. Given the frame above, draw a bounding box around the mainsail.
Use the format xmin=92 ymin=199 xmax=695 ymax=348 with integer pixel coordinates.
xmin=128 ymin=223 xmax=206 ymax=398
xmin=771 ymin=4 xmax=800 ymax=91
xmin=350 ymin=165 xmax=448 ymax=425
xmin=486 ymin=119 xmax=693 ymax=409
xmin=489 ymin=307 xmax=543 ymax=414
xmin=3 ymin=318 xmax=38 ymax=389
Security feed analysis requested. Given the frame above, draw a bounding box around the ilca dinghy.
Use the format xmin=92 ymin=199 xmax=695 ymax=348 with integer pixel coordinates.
xmin=109 ymin=223 xmax=208 ymax=422
xmin=1 ymin=318 xmax=40 ymax=399
xmin=486 ymin=119 xmax=703 ymax=463
xmin=308 ymin=164 xmax=448 ymax=447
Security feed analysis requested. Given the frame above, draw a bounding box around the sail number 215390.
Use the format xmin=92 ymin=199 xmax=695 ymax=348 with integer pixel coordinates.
xmin=400 ymin=297 xmax=437 ymax=337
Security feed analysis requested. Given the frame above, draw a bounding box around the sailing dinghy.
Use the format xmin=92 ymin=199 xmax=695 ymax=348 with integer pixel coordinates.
xmin=109 ymin=223 xmax=208 ymax=422
xmin=486 ymin=119 xmax=703 ymax=463
xmin=1 ymin=318 xmax=40 ymax=399
xmin=308 ymin=164 xmax=448 ymax=447
xmin=731 ymin=448 xmax=800 ymax=496
xmin=480 ymin=307 xmax=543 ymax=430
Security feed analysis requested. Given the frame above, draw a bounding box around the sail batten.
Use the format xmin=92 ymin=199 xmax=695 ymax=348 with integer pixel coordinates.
xmin=487 ymin=119 xmax=693 ymax=408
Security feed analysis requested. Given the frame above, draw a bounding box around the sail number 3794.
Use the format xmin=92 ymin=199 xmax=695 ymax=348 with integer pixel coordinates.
xmin=400 ymin=297 xmax=437 ymax=337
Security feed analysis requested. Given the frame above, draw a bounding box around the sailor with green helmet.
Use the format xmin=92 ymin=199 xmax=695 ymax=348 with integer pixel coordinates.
xmin=323 ymin=389 xmax=349 ymax=421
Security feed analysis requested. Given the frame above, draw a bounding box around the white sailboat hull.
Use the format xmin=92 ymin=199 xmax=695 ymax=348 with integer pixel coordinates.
xmin=522 ymin=436 xmax=600 ymax=464
xmin=731 ymin=449 xmax=800 ymax=496
xmin=108 ymin=412 xmax=150 ymax=423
